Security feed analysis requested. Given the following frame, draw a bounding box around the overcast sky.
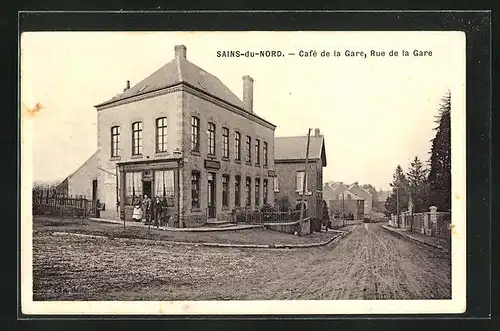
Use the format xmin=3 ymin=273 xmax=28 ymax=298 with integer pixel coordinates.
xmin=21 ymin=31 xmax=464 ymax=191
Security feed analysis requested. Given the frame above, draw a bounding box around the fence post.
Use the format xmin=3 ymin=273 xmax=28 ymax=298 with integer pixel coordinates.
xmin=429 ymin=206 xmax=437 ymax=236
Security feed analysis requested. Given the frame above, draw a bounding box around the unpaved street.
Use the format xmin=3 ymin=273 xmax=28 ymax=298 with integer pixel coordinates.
xmin=33 ymin=223 xmax=451 ymax=300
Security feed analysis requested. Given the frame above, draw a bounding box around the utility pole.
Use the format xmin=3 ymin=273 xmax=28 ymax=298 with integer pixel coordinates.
xmin=396 ymin=178 xmax=400 ymax=228
xmin=299 ymin=128 xmax=312 ymax=222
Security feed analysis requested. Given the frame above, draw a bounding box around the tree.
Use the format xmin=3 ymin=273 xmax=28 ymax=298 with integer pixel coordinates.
xmin=428 ymin=90 xmax=451 ymax=211
xmin=385 ymin=165 xmax=410 ymax=225
xmin=276 ymin=195 xmax=291 ymax=212
xmin=407 ymin=156 xmax=429 ymax=213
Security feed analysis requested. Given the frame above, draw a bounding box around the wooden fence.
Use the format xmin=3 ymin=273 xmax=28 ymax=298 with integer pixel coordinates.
xmin=233 ymin=209 xmax=307 ymax=224
xmin=32 ymin=189 xmax=97 ymax=219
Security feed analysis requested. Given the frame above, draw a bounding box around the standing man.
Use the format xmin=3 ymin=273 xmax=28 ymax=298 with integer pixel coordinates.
xmin=142 ymin=194 xmax=152 ymax=225
xmin=153 ymin=197 xmax=162 ymax=228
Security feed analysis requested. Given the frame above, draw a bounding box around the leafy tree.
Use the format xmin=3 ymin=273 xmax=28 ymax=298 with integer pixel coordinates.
xmin=407 ymin=156 xmax=429 ymax=213
xmin=385 ymin=165 xmax=410 ymax=225
xmin=276 ymin=195 xmax=291 ymax=212
xmin=428 ymin=90 xmax=451 ymax=211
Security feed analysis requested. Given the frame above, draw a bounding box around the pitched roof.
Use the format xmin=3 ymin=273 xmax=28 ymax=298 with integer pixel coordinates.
xmin=96 ymin=55 xmax=248 ymax=110
xmin=323 ymin=182 xmax=364 ymax=200
xmin=274 ymin=135 xmax=326 ymax=166
xmin=349 ymin=183 xmax=372 ymax=198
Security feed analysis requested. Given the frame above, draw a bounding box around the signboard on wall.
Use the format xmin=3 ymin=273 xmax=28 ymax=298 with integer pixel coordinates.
xmin=268 ymin=170 xmax=275 ymax=177
xmin=204 ymin=159 xmax=221 ymax=170
xmin=142 ymin=169 xmax=153 ymax=181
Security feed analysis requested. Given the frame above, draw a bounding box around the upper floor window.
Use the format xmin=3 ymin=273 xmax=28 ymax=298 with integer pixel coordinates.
xmin=222 ymin=127 xmax=229 ymax=158
xmin=156 ymin=117 xmax=167 ymax=153
xmin=132 ymin=121 xmax=143 ymax=155
xmin=255 ymin=139 xmax=260 ymax=166
xmin=296 ymin=170 xmax=308 ymax=193
xmin=263 ymin=142 xmax=268 ymax=167
xmin=191 ymin=116 xmax=200 ymax=152
xmin=234 ymin=132 xmax=241 ymax=161
xmin=111 ymin=126 xmax=120 ymax=157
xmin=246 ymin=136 xmax=252 ymax=163
xmin=207 ymin=122 xmax=216 ymax=156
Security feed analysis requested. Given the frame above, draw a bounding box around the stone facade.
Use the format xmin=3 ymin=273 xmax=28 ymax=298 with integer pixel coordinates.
xmin=57 ymin=152 xmax=98 ymax=199
xmin=349 ymin=182 xmax=373 ymax=217
xmin=94 ymin=45 xmax=276 ymax=226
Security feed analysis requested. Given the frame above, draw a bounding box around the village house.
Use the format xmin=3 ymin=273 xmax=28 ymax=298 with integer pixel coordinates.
xmin=274 ymin=129 xmax=327 ymax=228
xmin=348 ymin=181 xmax=373 ymax=218
xmin=56 ymin=152 xmax=98 ymax=199
xmin=323 ymin=182 xmax=364 ymax=220
xmin=81 ymin=45 xmax=277 ymax=227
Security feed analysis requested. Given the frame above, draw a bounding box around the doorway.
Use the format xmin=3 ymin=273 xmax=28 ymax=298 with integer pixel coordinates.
xmin=92 ymin=179 xmax=98 ymax=201
xmin=143 ymin=181 xmax=152 ymax=199
xmin=207 ymin=172 xmax=216 ymax=219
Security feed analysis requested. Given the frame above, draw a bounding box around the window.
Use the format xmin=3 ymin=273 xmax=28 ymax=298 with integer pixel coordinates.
xmin=222 ymin=127 xmax=229 ymax=158
xmin=222 ymin=175 xmax=229 ymax=208
xmin=111 ymin=126 xmax=120 ymax=157
xmin=207 ymin=122 xmax=216 ymax=155
xmin=154 ymin=170 xmax=174 ymax=198
xmin=191 ymin=116 xmax=200 ymax=152
xmin=273 ymin=177 xmax=279 ymax=192
xmin=132 ymin=122 xmax=143 ymax=155
xmin=255 ymin=139 xmax=260 ymax=166
xmin=246 ymin=136 xmax=252 ymax=163
xmin=235 ymin=175 xmax=241 ymax=207
xmin=263 ymin=179 xmax=268 ymax=205
xmin=255 ymin=178 xmax=260 ymax=207
xmin=296 ymin=171 xmax=308 ymax=193
xmin=317 ymin=170 xmax=322 ymax=188
xmin=263 ymin=142 xmax=268 ymax=166
xmin=125 ymin=172 xmax=143 ymax=203
xmin=234 ymin=132 xmax=241 ymax=161
xmin=191 ymin=171 xmax=200 ymax=208
xmin=245 ymin=177 xmax=251 ymax=207
xmin=156 ymin=117 xmax=167 ymax=152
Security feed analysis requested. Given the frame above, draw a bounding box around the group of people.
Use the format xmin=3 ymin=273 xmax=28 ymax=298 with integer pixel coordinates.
xmin=132 ymin=194 xmax=166 ymax=227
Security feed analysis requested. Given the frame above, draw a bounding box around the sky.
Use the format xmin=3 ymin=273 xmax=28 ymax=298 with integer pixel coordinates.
xmin=21 ymin=31 xmax=464 ymax=191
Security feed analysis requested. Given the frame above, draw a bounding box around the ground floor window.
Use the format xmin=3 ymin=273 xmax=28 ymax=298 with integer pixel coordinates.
xmin=263 ymin=179 xmax=268 ymax=205
xmin=235 ymin=175 xmax=241 ymax=207
xmin=191 ymin=171 xmax=200 ymax=209
xmin=222 ymin=175 xmax=229 ymax=208
xmin=154 ymin=170 xmax=175 ymax=198
xmin=245 ymin=177 xmax=251 ymax=207
xmin=125 ymin=172 xmax=142 ymax=204
xmin=255 ymin=178 xmax=260 ymax=207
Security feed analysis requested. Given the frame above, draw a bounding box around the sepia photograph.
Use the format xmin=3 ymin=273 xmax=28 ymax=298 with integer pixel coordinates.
xmin=21 ymin=30 xmax=466 ymax=315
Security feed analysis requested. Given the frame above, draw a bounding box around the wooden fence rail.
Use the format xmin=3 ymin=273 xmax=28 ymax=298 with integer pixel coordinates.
xmin=32 ymin=189 xmax=97 ymax=219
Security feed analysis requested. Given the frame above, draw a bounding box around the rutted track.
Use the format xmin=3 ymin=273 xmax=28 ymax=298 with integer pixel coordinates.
xmin=33 ymin=223 xmax=451 ymax=300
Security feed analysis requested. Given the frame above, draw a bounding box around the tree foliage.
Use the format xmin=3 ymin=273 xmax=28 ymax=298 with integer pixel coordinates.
xmin=428 ymin=90 xmax=451 ymax=211
xmin=384 ymin=165 xmax=410 ymax=217
xmin=407 ymin=156 xmax=430 ymax=212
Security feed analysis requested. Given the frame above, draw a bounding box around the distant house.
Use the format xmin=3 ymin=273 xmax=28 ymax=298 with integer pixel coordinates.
xmin=323 ymin=182 xmax=364 ymax=220
xmin=274 ymin=128 xmax=327 ymax=225
xmin=56 ymin=151 xmax=98 ymax=199
xmin=349 ymin=182 xmax=373 ymax=217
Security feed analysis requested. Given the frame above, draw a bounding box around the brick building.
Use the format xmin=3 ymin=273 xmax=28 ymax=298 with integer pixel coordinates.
xmin=93 ymin=45 xmax=276 ymax=227
xmin=274 ymin=129 xmax=327 ymax=226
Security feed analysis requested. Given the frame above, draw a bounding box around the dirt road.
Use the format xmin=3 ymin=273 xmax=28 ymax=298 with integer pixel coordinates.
xmin=33 ymin=223 xmax=451 ymax=300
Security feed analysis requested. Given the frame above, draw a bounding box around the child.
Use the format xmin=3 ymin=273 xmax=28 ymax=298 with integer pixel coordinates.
xmin=132 ymin=201 xmax=143 ymax=222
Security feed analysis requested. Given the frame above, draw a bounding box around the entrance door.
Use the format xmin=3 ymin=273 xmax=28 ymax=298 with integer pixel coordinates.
xmin=207 ymin=172 xmax=216 ymax=219
xmin=92 ymin=179 xmax=98 ymax=201
xmin=143 ymin=181 xmax=152 ymax=199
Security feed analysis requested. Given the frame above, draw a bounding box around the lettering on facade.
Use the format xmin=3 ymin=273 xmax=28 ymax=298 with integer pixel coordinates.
xmin=142 ymin=169 xmax=153 ymax=181
xmin=204 ymin=159 xmax=221 ymax=170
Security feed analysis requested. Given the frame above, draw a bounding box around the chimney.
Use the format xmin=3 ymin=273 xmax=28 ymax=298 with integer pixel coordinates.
xmin=175 ymin=45 xmax=187 ymax=59
xmin=315 ymin=128 xmax=320 ymax=136
xmin=123 ymin=80 xmax=130 ymax=92
xmin=242 ymin=75 xmax=254 ymax=112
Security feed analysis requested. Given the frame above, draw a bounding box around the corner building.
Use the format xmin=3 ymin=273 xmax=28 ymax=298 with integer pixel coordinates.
xmin=94 ymin=45 xmax=276 ymax=227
